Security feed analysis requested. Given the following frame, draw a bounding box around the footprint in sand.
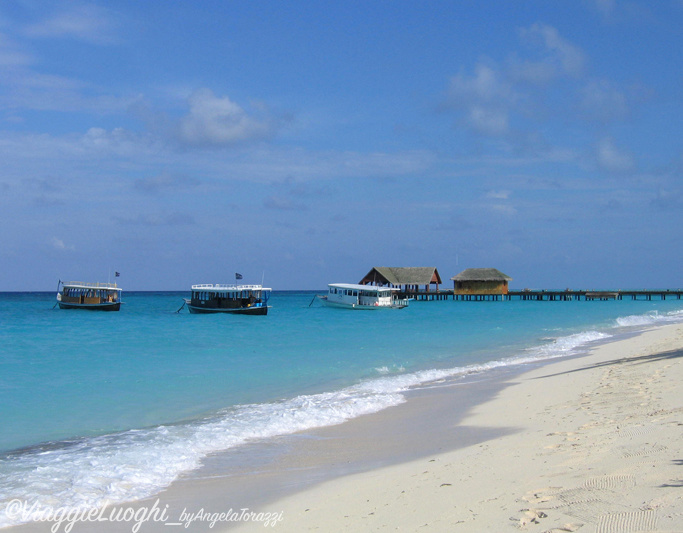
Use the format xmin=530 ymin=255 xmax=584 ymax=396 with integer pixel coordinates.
xmin=510 ymin=508 xmax=548 ymax=527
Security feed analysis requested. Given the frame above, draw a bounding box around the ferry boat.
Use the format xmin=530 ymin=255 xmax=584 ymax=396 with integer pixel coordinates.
xmin=321 ymin=283 xmax=409 ymax=310
xmin=56 ymin=281 xmax=122 ymax=311
xmin=184 ymin=284 xmax=271 ymax=315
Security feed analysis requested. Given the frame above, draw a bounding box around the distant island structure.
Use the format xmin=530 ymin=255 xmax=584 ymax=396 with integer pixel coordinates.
xmin=451 ymin=268 xmax=512 ymax=297
xmin=358 ymin=267 xmax=442 ymax=293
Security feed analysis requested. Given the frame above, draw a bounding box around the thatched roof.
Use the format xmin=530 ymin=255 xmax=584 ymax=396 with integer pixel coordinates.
xmin=360 ymin=267 xmax=442 ymax=286
xmin=450 ymin=268 xmax=512 ymax=282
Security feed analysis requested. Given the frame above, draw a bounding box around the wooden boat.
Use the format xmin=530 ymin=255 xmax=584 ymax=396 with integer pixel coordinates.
xmin=320 ymin=283 xmax=409 ymax=310
xmin=184 ymin=284 xmax=271 ymax=315
xmin=56 ymin=281 xmax=122 ymax=311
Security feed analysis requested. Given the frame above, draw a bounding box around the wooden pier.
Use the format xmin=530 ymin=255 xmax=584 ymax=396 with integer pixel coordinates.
xmin=400 ymin=289 xmax=683 ymax=302
xmin=507 ymin=289 xmax=683 ymax=301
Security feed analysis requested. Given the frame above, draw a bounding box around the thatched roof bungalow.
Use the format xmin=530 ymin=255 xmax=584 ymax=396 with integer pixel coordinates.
xmin=359 ymin=267 xmax=442 ymax=293
xmin=451 ymin=268 xmax=512 ymax=295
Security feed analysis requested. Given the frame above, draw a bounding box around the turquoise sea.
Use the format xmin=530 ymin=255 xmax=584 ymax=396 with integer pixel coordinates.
xmin=1 ymin=290 xmax=683 ymax=527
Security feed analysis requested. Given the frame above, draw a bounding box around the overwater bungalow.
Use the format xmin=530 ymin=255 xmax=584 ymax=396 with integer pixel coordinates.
xmin=451 ymin=268 xmax=512 ymax=296
xmin=358 ymin=267 xmax=442 ymax=296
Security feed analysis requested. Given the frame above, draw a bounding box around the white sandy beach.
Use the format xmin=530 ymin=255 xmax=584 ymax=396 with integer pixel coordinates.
xmin=229 ymin=323 xmax=683 ymax=532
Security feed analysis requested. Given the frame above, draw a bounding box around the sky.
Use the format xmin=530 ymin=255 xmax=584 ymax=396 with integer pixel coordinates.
xmin=1 ymin=0 xmax=682 ymax=291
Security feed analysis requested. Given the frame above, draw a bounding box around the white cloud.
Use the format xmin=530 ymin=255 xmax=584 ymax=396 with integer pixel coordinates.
xmin=468 ymin=106 xmax=509 ymax=136
xmin=580 ymin=80 xmax=629 ymax=122
xmin=114 ymin=213 xmax=194 ymax=227
xmin=588 ymin=0 xmax=649 ymax=23
xmin=445 ymin=63 xmax=515 ymax=136
xmin=448 ymin=63 xmax=515 ymax=104
xmin=534 ymin=24 xmax=585 ymax=76
xmin=134 ymin=172 xmax=199 ymax=193
xmin=443 ymin=26 xmax=584 ymax=140
xmin=486 ymin=190 xmax=511 ymax=200
xmin=485 ymin=190 xmax=515 ymax=215
xmin=0 ymin=129 xmax=155 ymax=170
xmin=263 ymin=195 xmax=308 ymax=211
xmin=0 ymin=32 xmax=33 ymax=66
xmin=651 ymin=189 xmax=681 ymax=210
xmin=490 ymin=204 xmax=517 ymax=215
xmin=24 ymin=4 xmax=119 ymax=45
xmin=593 ymin=0 xmax=616 ymax=17
xmin=516 ymin=23 xmax=585 ymax=80
xmin=177 ymin=89 xmax=275 ymax=147
xmin=0 ymin=9 xmax=134 ymax=114
xmin=51 ymin=237 xmax=75 ymax=251
xmin=0 ymin=63 xmax=138 ymax=114
xmin=595 ymin=137 xmax=635 ymax=172
xmin=0 ymin=125 xmax=436 ymax=191
xmin=78 ymin=127 xmax=163 ymax=159
xmin=507 ymin=56 xmax=557 ymax=85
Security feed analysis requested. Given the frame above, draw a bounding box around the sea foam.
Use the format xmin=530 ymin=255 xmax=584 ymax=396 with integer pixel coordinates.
xmin=0 ymin=386 xmax=405 ymax=527
xmin=616 ymin=309 xmax=683 ymax=328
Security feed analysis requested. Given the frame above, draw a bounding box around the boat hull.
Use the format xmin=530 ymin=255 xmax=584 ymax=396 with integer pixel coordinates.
xmin=57 ymin=301 xmax=121 ymax=311
xmin=321 ymin=298 xmax=407 ymax=310
xmin=186 ymin=302 xmax=269 ymax=315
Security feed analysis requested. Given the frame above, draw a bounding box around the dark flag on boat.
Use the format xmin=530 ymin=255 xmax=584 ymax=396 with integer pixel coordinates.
xmin=115 ymin=272 xmax=120 ymax=277
xmin=235 ymin=273 xmax=243 ymax=280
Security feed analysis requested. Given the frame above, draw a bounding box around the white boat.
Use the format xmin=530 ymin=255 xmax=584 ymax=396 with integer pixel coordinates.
xmin=321 ymin=283 xmax=409 ymax=310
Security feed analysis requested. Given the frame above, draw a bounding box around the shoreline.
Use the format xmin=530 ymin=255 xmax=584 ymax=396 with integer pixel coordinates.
xmin=238 ymin=322 xmax=683 ymax=532
xmin=4 ymin=322 xmax=683 ymax=532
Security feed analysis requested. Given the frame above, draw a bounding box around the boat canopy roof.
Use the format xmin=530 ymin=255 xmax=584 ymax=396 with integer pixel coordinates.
xmin=60 ymin=281 xmax=121 ymax=291
xmin=191 ymin=284 xmax=271 ymax=292
xmin=328 ymin=283 xmax=396 ymax=292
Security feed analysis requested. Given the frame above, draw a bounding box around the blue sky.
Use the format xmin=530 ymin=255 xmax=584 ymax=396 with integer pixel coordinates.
xmin=1 ymin=0 xmax=681 ymax=291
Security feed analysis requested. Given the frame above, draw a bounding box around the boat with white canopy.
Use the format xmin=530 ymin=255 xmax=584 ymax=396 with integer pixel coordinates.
xmin=56 ymin=281 xmax=122 ymax=311
xmin=320 ymin=283 xmax=409 ymax=310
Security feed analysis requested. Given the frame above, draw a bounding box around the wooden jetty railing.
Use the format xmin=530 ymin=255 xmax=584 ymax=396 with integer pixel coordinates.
xmin=399 ymin=289 xmax=683 ymax=302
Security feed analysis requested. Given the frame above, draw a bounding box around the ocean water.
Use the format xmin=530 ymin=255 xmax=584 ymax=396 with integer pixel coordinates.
xmin=1 ymin=290 xmax=682 ymax=527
